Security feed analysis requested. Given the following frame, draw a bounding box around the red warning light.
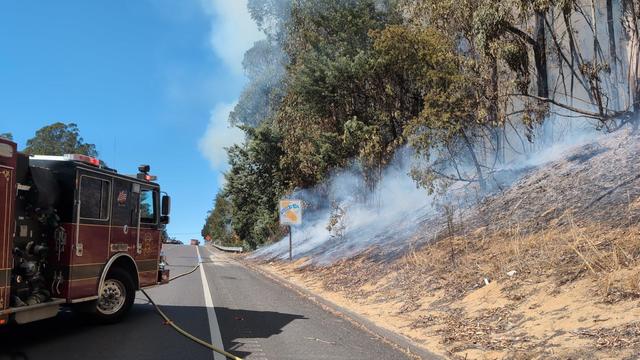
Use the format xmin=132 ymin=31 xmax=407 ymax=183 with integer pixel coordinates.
xmin=64 ymin=154 xmax=101 ymax=167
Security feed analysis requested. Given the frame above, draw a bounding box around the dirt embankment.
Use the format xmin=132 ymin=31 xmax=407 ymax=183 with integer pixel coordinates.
xmin=253 ymin=129 xmax=640 ymax=359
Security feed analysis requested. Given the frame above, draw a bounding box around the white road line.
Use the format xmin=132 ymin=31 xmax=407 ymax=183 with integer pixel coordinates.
xmin=197 ymin=246 xmax=226 ymax=360
xmin=205 ymin=247 xmax=270 ymax=360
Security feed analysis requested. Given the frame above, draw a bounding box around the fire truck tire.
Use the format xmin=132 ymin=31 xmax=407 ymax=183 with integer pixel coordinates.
xmin=91 ymin=267 xmax=136 ymax=324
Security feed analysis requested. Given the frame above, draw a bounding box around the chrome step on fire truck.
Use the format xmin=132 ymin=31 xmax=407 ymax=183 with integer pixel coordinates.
xmin=0 ymin=137 xmax=171 ymax=325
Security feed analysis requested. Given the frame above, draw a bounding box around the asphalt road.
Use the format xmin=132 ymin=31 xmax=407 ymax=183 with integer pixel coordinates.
xmin=0 ymin=245 xmax=409 ymax=360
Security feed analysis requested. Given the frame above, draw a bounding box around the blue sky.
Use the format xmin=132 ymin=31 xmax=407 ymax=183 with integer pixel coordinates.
xmin=0 ymin=0 xmax=262 ymax=240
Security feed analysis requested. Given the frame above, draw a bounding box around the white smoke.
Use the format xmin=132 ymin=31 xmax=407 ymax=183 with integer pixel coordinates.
xmin=197 ymin=0 xmax=264 ymax=172
xmin=252 ymin=150 xmax=436 ymax=264
xmin=198 ymin=102 xmax=244 ymax=170
xmin=200 ymin=0 xmax=264 ymax=74
xmin=252 ymin=115 xmax=619 ymax=265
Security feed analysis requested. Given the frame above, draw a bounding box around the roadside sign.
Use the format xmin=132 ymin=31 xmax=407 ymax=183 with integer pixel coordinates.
xmin=279 ymin=199 xmax=302 ymax=261
xmin=279 ymin=199 xmax=302 ymax=226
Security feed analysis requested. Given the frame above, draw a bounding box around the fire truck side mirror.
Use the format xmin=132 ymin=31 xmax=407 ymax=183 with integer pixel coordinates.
xmin=160 ymin=215 xmax=170 ymax=225
xmin=161 ymin=195 xmax=171 ymax=216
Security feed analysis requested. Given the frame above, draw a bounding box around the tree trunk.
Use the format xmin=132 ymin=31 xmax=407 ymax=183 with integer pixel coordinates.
xmin=461 ymin=130 xmax=487 ymax=192
xmin=562 ymin=6 xmax=588 ymax=104
xmin=534 ymin=10 xmax=549 ymax=98
xmin=606 ymin=0 xmax=621 ymax=110
xmin=503 ymin=16 xmax=548 ymax=98
xmin=488 ymin=55 xmax=499 ymax=124
xmin=488 ymin=55 xmax=503 ymax=164
xmin=622 ymin=0 xmax=640 ymax=126
xmin=590 ymin=0 xmax=606 ymax=118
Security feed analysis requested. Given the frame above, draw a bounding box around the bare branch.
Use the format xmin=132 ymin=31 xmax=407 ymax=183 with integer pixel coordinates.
xmin=504 ymin=93 xmax=629 ymax=120
xmin=501 ymin=22 xmax=536 ymax=46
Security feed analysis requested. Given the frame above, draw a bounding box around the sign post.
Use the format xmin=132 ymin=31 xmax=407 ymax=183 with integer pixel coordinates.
xmin=288 ymin=226 xmax=292 ymax=261
xmin=279 ymin=199 xmax=302 ymax=261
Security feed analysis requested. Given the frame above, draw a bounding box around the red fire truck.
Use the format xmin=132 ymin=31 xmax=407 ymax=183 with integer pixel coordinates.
xmin=0 ymin=137 xmax=171 ymax=325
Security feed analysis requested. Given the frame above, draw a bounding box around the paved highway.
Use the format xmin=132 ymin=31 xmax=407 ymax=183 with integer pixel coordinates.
xmin=0 ymin=245 xmax=409 ymax=360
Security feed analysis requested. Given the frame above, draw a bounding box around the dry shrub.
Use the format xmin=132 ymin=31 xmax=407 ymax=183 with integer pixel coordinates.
xmin=599 ymin=269 xmax=640 ymax=302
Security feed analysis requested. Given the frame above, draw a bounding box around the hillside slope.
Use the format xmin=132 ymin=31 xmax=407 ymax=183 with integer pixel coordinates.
xmin=252 ymin=129 xmax=640 ymax=359
xmin=470 ymin=129 xmax=640 ymax=233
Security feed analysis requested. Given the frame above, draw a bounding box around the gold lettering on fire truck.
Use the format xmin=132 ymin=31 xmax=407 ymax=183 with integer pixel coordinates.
xmin=117 ymin=190 xmax=128 ymax=206
xmin=141 ymin=232 xmax=154 ymax=255
xmin=110 ymin=243 xmax=129 ymax=252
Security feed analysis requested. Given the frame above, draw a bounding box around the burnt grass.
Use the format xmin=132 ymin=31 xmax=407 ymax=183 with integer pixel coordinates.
xmin=255 ymin=129 xmax=640 ymax=357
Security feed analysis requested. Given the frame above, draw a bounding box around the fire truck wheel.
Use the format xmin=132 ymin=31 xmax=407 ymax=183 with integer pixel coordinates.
xmin=92 ymin=267 xmax=135 ymax=324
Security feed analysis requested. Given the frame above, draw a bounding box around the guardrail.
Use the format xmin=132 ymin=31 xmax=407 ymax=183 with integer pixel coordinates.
xmin=211 ymin=242 xmax=243 ymax=253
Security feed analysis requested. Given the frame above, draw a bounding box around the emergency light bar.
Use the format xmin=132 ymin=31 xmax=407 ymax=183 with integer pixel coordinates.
xmin=64 ymin=154 xmax=100 ymax=166
xmin=136 ymin=164 xmax=157 ymax=181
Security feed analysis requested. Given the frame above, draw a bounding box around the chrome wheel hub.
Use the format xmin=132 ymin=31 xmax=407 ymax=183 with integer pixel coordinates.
xmin=97 ymin=279 xmax=126 ymax=315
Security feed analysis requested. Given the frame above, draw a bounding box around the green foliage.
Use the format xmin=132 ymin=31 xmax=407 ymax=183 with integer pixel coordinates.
xmin=279 ymin=1 xmax=410 ymax=189
xmin=224 ymin=123 xmax=285 ymax=248
xmin=204 ymin=0 xmax=632 ymax=249
xmin=473 ymin=1 xmax=512 ymax=50
xmin=0 ymin=133 xmax=12 ymax=140
xmin=374 ymin=25 xmax=489 ymax=193
xmin=231 ymin=1 xmax=291 ymax=129
xmin=208 ymin=0 xmax=486 ymax=248
xmin=274 ymin=94 xmax=348 ymax=188
xmin=495 ymin=40 xmax=530 ymax=93
xmin=248 ymin=0 xmax=291 ymax=41
xmin=24 ymin=122 xmax=98 ymax=156
xmin=201 ymin=192 xmax=236 ymax=246
xmin=229 ymin=39 xmax=287 ymax=127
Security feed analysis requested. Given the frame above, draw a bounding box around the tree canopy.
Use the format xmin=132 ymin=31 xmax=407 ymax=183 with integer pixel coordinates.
xmin=24 ymin=122 xmax=98 ymax=156
xmin=202 ymin=0 xmax=640 ymax=249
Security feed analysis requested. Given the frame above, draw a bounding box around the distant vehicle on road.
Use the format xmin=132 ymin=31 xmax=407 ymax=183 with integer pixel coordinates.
xmin=190 ymin=239 xmax=200 ymax=246
xmin=163 ymin=238 xmax=183 ymax=245
xmin=0 ymin=137 xmax=172 ymax=326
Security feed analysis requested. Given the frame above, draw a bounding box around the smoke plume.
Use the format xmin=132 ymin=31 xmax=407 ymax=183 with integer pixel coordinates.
xmin=251 ymin=117 xmax=613 ymax=265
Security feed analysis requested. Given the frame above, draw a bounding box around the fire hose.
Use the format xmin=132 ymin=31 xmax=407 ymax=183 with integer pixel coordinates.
xmin=140 ymin=262 xmax=243 ymax=360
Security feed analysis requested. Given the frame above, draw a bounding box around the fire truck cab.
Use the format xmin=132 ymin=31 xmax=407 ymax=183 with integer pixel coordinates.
xmin=0 ymin=137 xmax=171 ymax=325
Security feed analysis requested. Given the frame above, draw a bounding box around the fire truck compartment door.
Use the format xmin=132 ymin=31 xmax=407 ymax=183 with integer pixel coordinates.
xmin=131 ymin=183 xmax=142 ymax=254
xmin=111 ymin=179 xmax=139 ymax=253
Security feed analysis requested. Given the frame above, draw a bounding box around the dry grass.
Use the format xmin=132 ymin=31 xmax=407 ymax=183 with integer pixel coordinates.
xmin=402 ymin=215 xmax=640 ymax=301
xmin=255 ymin=222 xmax=640 ymax=359
xmin=254 ymin=130 xmax=640 ymax=358
xmin=573 ymin=322 xmax=640 ymax=350
xmin=261 ymin=220 xmax=640 ymax=358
